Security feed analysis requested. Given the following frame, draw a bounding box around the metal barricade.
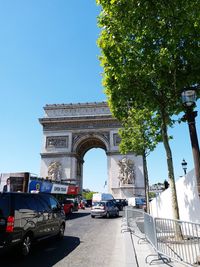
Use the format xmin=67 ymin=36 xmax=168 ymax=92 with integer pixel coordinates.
xmin=144 ymin=212 xmax=157 ymax=251
xmin=155 ymin=218 xmax=200 ymax=266
xmin=125 ymin=206 xmax=200 ymax=266
xmin=125 ymin=206 xmax=144 ymax=230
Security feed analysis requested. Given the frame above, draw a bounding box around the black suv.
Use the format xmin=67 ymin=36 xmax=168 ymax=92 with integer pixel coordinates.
xmin=0 ymin=192 xmax=66 ymax=256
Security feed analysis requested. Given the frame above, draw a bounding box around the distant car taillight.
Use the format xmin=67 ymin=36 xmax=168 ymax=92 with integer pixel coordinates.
xmin=6 ymin=216 xmax=14 ymax=232
xmin=100 ymin=206 xmax=105 ymax=210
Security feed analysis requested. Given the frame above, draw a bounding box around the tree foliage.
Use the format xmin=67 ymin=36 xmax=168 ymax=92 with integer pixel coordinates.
xmin=82 ymin=191 xmax=97 ymax=200
xmin=97 ymin=0 xmax=200 ymax=117
xmin=119 ymin=107 xmax=161 ymax=213
xmin=119 ymin=107 xmax=161 ymax=156
xmin=149 ymin=191 xmax=156 ymax=199
xmin=96 ymin=0 xmax=200 ymax=220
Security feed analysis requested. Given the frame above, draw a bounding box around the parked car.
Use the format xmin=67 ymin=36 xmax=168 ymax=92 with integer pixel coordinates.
xmin=91 ymin=200 xmax=119 ymax=218
xmin=78 ymin=199 xmax=86 ymax=210
xmin=86 ymin=199 xmax=92 ymax=207
xmin=70 ymin=198 xmax=79 ymax=211
xmin=121 ymin=199 xmax=128 ymax=206
xmin=0 ymin=192 xmax=66 ymax=256
xmin=112 ymin=199 xmax=123 ymax=211
xmin=135 ymin=197 xmax=146 ymax=209
xmin=61 ymin=199 xmax=75 ymax=216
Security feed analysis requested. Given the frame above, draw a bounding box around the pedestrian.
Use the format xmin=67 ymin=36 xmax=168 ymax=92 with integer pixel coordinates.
xmin=3 ymin=178 xmax=12 ymax=192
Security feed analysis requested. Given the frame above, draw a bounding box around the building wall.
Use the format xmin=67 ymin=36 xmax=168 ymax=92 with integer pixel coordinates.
xmin=150 ymin=169 xmax=200 ymax=223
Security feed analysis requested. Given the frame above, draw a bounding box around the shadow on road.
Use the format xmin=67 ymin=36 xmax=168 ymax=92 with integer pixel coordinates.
xmin=65 ymin=209 xmax=124 ymax=221
xmin=67 ymin=211 xmax=123 ymax=220
xmin=0 ymin=235 xmax=80 ymax=267
xmin=93 ymin=214 xmax=123 ymax=219
xmin=66 ymin=211 xmax=91 ymax=220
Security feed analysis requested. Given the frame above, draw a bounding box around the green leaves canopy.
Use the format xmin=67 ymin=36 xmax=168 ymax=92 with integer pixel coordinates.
xmin=97 ymin=0 xmax=200 ymax=118
xmin=119 ymin=108 xmax=161 ymax=156
xmin=96 ymin=0 xmax=200 ymax=220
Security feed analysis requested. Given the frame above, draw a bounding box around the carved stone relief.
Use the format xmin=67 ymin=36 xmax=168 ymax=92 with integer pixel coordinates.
xmin=44 ymin=103 xmax=111 ymax=117
xmin=118 ymin=157 xmax=135 ymax=185
xmin=46 ymin=136 xmax=68 ymax=148
xmin=42 ymin=120 xmax=121 ymax=131
xmin=47 ymin=161 xmax=62 ymax=181
xmin=113 ymin=133 xmax=121 ymax=146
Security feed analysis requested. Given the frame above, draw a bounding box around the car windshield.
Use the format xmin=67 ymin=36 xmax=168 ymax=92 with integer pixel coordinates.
xmin=93 ymin=202 xmax=105 ymax=207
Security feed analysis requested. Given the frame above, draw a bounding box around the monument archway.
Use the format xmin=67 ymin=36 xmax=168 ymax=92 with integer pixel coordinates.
xmin=73 ymin=134 xmax=108 ymax=192
xmin=39 ymin=102 xmax=144 ymax=199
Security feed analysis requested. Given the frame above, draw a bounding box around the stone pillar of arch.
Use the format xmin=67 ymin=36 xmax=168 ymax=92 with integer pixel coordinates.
xmin=39 ymin=102 xmax=145 ymax=198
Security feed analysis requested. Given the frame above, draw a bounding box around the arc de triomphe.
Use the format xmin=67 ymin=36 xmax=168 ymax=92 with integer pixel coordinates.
xmin=39 ymin=102 xmax=145 ymax=199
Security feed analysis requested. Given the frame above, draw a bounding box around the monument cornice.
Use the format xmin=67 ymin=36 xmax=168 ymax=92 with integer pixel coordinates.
xmin=39 ymin=114 xmax=116 ymax=124
xmin=40 ymin=152 xmax=77 ymax=158
xmin=106 ymin=151 xmax=124 ymax=156
xmin=111 ymin=186 xmax=145 ymax=189
xmin=44 ymin=101 xmax=108 ymax=110
xmin=39 ymin=101 xmax=122 ymax=131
xmin=40 ymin=118 xmax=121 ymax=131
xmin=42 ymin=101 xmax=112 ymax=118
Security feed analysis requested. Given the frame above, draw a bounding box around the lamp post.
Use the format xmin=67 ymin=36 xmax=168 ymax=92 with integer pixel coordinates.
xmin=181 ymin=89 xmax=200 ymax=196
xmin=181 ymin=159 xmax=187 ymax=175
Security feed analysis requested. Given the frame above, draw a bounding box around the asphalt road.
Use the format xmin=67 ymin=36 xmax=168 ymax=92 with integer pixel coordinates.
xmin=1 ymin=208 xmax=123 ymax=267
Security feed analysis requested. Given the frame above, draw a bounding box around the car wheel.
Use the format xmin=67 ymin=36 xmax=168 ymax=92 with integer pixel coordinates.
xmin=58 ymin=224 xmax=65 ymax=239
xmin=116 ymin=210 xmax=119 ymax=217
xmin=106 ymin=212 xmax=110 ymax=218
xmin=21 ymin=234 xmax=32 ymax=256
xmin=91 ymin=215 xmax=95 ymax=218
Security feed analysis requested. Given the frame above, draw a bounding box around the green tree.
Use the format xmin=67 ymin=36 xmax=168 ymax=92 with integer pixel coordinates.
xmin=119 ymin=107 xmax=160 ymax=213
xmin=97 ymin=0 xmax=200 ymax=220
xmin=82 ymin=191 xmax=97 ymax=200
xmin=149 ymin=192 xmax=156 ymax=199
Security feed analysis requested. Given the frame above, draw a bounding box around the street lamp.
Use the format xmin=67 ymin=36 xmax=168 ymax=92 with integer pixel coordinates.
xmin=181 ymin=159 xmax=187 ymax=175
xmin=181 ymin=88 xmax=200 ymax=196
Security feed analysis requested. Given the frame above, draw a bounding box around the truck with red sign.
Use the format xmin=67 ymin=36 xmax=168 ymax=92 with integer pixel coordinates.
xmin=0 ymin=172 xmax=80 ymax=216
xmin=0 ymin=172 xmax=79 ymax=194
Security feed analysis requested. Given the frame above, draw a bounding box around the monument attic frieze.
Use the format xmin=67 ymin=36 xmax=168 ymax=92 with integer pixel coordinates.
xmin=44 ymin=102 xmax=111 ymax=118
xmin=40 ymin=119 xmax=121 ymax=131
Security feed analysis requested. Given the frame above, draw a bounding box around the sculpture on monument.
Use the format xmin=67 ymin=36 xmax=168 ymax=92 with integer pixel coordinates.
xmin=48 ymin=161 xmax=62 ymax=181
xmin=118 ymin=157 xmax=135 ymax=185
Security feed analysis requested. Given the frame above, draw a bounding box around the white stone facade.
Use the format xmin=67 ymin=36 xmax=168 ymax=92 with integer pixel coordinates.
xmin=39 ymin=102 xmax=144 ymax=198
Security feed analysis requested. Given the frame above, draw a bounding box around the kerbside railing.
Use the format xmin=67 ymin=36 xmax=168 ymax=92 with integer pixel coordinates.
xmin=125 ymin=206 xmax=200 ymax=266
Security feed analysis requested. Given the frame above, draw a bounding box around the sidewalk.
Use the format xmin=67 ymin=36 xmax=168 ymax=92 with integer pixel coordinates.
xmin=118 ymin=217 xmax=185 ymax=267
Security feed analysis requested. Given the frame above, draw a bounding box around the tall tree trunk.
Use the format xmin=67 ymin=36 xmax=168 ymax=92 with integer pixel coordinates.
xmin=143 ymin=152 xmax=150 ymax=213
xmin=161 ymin=115 xmax=180 ymax=220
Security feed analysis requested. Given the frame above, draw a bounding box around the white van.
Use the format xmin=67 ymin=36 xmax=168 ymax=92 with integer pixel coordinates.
xmin=128 ymin=197 xmax=146 ymax=208
xmin=92 ymin=193 xmax=114 ymax=203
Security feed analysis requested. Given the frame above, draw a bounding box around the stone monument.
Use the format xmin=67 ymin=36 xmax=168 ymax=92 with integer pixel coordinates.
xmin=39 ymin=102 xmax=145 ymax=198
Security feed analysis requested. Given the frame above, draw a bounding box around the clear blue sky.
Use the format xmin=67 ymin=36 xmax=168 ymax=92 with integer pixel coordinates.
xmin=0 ymin=1 xmax=199 ymax=193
